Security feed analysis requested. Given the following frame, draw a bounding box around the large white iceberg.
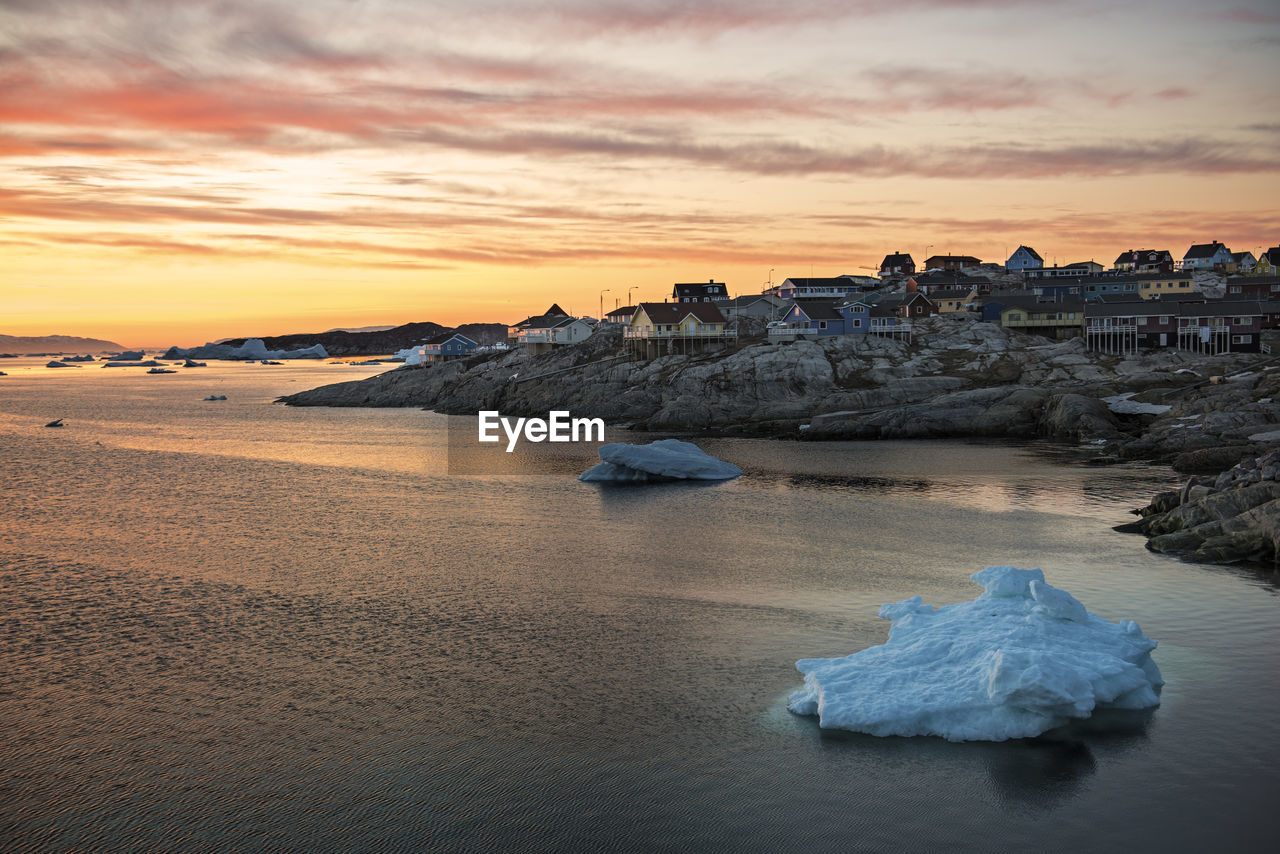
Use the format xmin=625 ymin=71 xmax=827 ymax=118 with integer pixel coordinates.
xmin=162 ymin=339 xmax=328 ymax=361
xmin=788 ymin=566 xmax=1163 ymax=742
xmin=579 ymin=439 xmax=742 ymax=482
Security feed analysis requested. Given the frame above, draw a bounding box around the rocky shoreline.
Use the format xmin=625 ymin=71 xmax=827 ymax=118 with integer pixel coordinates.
xmin=280 ymin=314 xmax=1280 ymax=464
xmin=1132 ymin=449 xmax=1280 ymax=566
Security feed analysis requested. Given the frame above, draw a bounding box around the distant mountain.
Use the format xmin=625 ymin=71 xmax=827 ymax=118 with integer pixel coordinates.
xmin=219 ymin=321 xmax=509 ymax=357
xmin=323 ymin=325 xmax=397 ymax=334
xmin=0 ymin=333 xmax=125 ymax=354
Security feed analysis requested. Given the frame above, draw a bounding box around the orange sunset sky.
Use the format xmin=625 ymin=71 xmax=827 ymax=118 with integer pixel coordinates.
xmin=2 ymin=0 xmax=1279 ymax=347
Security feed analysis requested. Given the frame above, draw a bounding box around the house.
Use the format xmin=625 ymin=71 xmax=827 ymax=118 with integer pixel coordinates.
xmin=875 ymin=291 xmax=936 ymax=320
xmin=509 ymin=303 xmax=570 ymax=343
xmin=1083 ymin=301 xmax=1180 ymax=354
xmin=1253 ymin=247 xmax=1280 ymax=276
xmin=402 ymin=331 xmax=478 ymax=365
xmin=879 ymin=251 xmax=916 ymax=277
xmin=910 ymin=271 xmax=992 ymax=293
xmin=512 ymin=306 xmax=595 ymax=355
xmin=1024 ymin=262 xmax=1105 ymax=279
xmin=1231 ymin=251 xmax=1257 ymax=273
xmin=1180 ymin=241 xmax=1234 ymax=271
xmin=1176 ymin=300 xmax=1263 ymax=354
xmin=605 ymin=305 xmax=638 ymax=325
xmin=1006 ymin=246 xmax=1043 ymax=271
xmin=673 ymin=280 xmax=728 ymax=303
xmin=771 ymin=276 xmax=875 ymax=300
xmin=721 ymin=294 xmax=788 ymax=321
xmin=983 ymin=294 xmax=1084 ymax=339
xmin=926 ymin=287 xmax=978 ymax=313
xmin=1114 ymin=250 xmax=1174 ymax=274
xmin=923 ymin=254 xmax=982 ymax=272
xmin=768 ymin=299 xmax=849 ymax=340
xmin=1029 ymin=276 xmax=1149 ymax=300
xmin=625 ymin=301 xmax=734 ymax=357
xmin=1225 ymin=275 xmax=1280 ymax=300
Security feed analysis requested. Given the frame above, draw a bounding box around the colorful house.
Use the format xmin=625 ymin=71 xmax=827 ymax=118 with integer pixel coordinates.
xmin=1084 ymin=301 xmax=1180 ymax=354
xmin=1006 ymin=246 xmax=1043 ymax=271
xmin=923 ymin=254 xmax=982 ymax=272
xmin=1231 ymin=251 xmax=1257 ymax=273
xmin=983 ymin=295 xmax=1084 ymax=339
xmin=605 ymin=305 xmax=638 ymax=325
xmin=673 ymin=280 xmax=728 ymax=302
xmin=769 ymin=299 xmax=849 ymax=340
xmin=879 ymin=252 xmax=915 ymax=278
xmin=1225 ymin=276 xmax=1280 ymax=300
xmin=926 ymin=287 xmax=978 ymax=313
xmin=513 ymin=307 xmax=595 ymax=355
xmin=1180 ymin=241 xmax=1234 ymax=271
xmin=1114 ymin=250 xmax=1173 ymax=273
xmin=625 ymin=302 xmax=734 ymax=356
xmin=1024 ymin=262 xmax=1105 ymax=279
xmin=1176 ymin=301 xmax=1263 ymax=354
xmin=1253 ymin=247 xmax=1280 ymax=276
xmin=772 ymin=276 xmax=875 ymax=300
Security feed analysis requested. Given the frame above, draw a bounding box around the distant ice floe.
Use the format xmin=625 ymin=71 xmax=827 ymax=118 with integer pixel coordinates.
xmin=788 ymin=566 xmax=1163 ymax=742
xmin=163 ymin=339 xmax=328 ymax=361
xmin=579 ymin=439 xmax=743 ymax=482
xmin=1102 ymin=392 xmax=1172 ymax=415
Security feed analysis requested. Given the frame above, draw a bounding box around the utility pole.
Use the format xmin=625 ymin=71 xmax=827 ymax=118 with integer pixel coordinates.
xmin=599 ymin=288 xmax=610 ymax=321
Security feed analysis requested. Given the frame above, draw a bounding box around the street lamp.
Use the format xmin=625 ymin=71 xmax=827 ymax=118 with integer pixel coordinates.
xmin=924 ymin=245 xmax=933 ymax=269
xmin=599 ymin=288 xmax=611 ymax=321
xmin=627 ymin=286 xmax=637 ymax=307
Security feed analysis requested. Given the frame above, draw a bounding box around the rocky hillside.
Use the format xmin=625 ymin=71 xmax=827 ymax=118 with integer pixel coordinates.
xmin=0 ymin=333 xmax=125 ymax=354
xmin=279 ymin=314 xmax=1280 ymax=464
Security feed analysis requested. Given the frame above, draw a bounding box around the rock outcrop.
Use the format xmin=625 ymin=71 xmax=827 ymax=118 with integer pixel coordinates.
xmin=1134 ymin=449 xmax=1280 ymax=565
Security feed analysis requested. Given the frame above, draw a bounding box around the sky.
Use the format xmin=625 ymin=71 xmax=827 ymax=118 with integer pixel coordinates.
xmin=1 ymin=0 xmax=1279 ymax=346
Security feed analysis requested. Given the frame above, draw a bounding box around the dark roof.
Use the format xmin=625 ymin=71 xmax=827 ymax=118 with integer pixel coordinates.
xmin=1114 ymin=249 xmax=1173 ymax=264
xmin=912 ymin=271 xmax=991 ymax=285
xmin=782 ymin=277 xmax=861 ymax=288
xmin=511 ymin=303 xmax=572 ymax=327
xmin=1180 ymin=300 xmax=1262 ymax=318
xmin=606 ymin=305 xmax=637 ymax=319
xmin=788 ymin=299 xmax=843 ymax=321
xmin=545 ymin=303 xmax=569 ymax=316
xmin=523 ymin=314 xmax=580 ymax=329
xmin=636 ymin=302 xmax=727 ymax=324
xmin=422 ymin=331 xmax=477 ymax=346
xmin=724 ymin=294 xmax=774 ymax=307
xmin=1013 ymin=245 xmax=1043 ymax=261
xmin=880 ymin=252 xmax=914 ymax=267
xmin=1232 ymin=251 xmax=1256 ymax=261
xmin=1263 ymin=246 xmax=1280 ymax=261
xmin=1228 ymin=275 xmax=1280 ymax=286
xmin=1184 ymin=241 xmax=1228 ymax=260
xmin=674 ymin=281 xmax=727 ymax=299
xmin=924 ymin=254 xmax=982 ymax=265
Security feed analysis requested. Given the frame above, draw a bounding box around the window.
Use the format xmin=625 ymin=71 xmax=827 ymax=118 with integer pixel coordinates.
xmin=1138 ymin=317 xmax=1148 ymax=326
xmin=818 ymin=321 xmax=827 ymax=329
xmin=1229 ymin=286 xmax=1241 ymax=294
xmin=1233 ymin=335 xmax=1248 ymax=344
xmin=1232 ymin=317 xmax=1246 ymax=326
xmin=852 ymin=319 xmax=862 ymax=328
xmin=1008 ymin=313 xmax=1023 ymax=321
xmin=1160 ymin=316 xmax=1170 ymax=324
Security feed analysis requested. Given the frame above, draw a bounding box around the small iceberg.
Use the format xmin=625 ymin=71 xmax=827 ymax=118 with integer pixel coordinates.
xmin=183 ymin=359 xmax=206 ymax=368
xmin=45 ymin=418 xmax=64 ymax=428
xmin=147 ymin=367 xmax=177 ymax=374
xmin=787 ymin=566 xmax=1163 ymax=742
xmin=579 ymin=439 xmax=742 ymax=482
xmin=45 ymin=360 xmax=75 ymax=368
xmin=203 ymin=394 xmax=227 ymax=401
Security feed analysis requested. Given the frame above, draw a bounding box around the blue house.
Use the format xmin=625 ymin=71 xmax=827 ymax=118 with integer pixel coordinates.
xmin=1006 ymin=245 xmax=1043 ymax=271
xmin=416 ymin=331 xmax=478 ymax=365
xmin=774 ymin=299 xmax=849 ymax=337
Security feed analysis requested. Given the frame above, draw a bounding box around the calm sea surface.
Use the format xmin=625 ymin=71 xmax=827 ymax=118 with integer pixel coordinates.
xmin=1 ymin=358 xmax=1277 ymax=852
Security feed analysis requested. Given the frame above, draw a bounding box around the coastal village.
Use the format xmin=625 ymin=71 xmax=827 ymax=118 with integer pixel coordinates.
xmin=401 ymin=240 xmax=1280 ymax=367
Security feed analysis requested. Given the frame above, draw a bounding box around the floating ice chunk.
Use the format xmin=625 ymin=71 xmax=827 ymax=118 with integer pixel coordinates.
xmin=1102 ymin=393 xmax=1171 ymax=415
xmin=579 ymin=439 xmax=742 ymax=482
xmin=788 ymin=566 xmax=1163 ymax=742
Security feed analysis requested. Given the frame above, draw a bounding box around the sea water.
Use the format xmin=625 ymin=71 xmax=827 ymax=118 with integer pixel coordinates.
xmin=1 ymin=359 xmax=1276 ymax=851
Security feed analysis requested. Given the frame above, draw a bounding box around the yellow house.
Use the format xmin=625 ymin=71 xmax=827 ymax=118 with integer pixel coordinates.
xmin=1255 ymin=247 xmax=1280 ymax=276
xmin=928 ymin=287 xmax=978 ymax=313
xmin=627 ymin=302 xmax=730 ymax=339
xmin=1137 ymin=274 xmax=1195 ymax=299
